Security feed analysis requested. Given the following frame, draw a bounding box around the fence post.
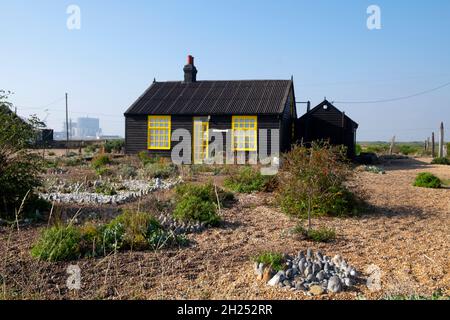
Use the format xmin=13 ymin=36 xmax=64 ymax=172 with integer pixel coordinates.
xmin=439 ymin=122 xmax=444 ymax=158
xmin=432 ymin=132 xmax=435 ymax=158
xmin=389 ymin=136 xmax=396 ymax=155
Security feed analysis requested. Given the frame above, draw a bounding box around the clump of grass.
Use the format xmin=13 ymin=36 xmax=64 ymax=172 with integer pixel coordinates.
xmin=413 ymin=172 xmax=441 ymax=189
xmin=431 ymin=157 xmax=450 ymax=165
xmin=253 ymin=252 xmax=285 ymax=272
xmin=31 ymin=225 xmax=82 ymax=261
xmin=224 ymin=166 xmax=270 ymax=193
xmin=293 ymin=224 xmax=336 ymax=243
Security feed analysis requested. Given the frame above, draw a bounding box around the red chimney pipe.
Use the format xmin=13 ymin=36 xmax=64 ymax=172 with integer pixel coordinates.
xmin=187 ymin=55 xmax=194 ymax=65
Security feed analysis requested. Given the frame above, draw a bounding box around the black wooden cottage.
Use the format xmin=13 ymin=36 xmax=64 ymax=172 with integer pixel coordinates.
xmin=124 ymin=56 xmax=297 ymax=163
xmin=296 ymin=100 xmax=358 ymax=158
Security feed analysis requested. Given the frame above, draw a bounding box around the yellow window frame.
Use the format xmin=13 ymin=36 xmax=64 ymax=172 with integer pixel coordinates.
xmin=232 ymin=115 xmax=257 ymax=151
xmin=148 ymin=115 xmax=171 ymax=150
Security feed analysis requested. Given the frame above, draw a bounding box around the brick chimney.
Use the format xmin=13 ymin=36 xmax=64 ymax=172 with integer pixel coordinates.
xmin=183 ymin=55 xmax=197 ymax=83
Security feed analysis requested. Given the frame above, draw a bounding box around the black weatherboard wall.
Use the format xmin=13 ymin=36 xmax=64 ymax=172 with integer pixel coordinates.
xmin=295 ymin=100 xmax=358 ymax=158
xmin=124 ymin=114 xmax=288 ymax=158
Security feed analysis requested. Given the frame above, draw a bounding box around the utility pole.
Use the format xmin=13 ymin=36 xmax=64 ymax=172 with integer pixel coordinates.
xmin=431 ymin=132 xmax=435 ymax=158
xmin=65 ymin=93 xmax=69 ymax=155
xmin=439 ymin=122 xmax=444 ymax=158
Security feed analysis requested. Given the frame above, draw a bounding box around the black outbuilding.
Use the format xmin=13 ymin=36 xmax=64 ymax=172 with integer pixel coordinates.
xmin=295 ymin=100 xmax=358 ymax=158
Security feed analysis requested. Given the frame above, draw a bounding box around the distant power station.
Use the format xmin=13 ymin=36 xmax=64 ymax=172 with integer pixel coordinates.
xmin=54 ymin=116 xmax=117 ymax=140
xmin=75 ymin=117 xmax=101 ymax=138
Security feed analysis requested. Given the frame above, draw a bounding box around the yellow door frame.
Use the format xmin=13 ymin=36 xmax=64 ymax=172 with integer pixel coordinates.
xmin=193 ymin=117 xmax=209 ymax=164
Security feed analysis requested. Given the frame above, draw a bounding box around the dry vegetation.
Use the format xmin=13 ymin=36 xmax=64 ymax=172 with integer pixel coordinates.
xmin=0 ymin=150 xmax=449 ymax=300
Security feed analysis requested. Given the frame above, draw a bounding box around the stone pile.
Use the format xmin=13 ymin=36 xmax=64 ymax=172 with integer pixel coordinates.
xmin=255 ymin=248 xmax=358 ymax=295
xmin=156 ymin=213 xmax=207 ymax=235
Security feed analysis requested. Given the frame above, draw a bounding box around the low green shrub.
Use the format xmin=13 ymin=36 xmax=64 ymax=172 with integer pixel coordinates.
xmin=325 ymin=187 xmax=360 ymax=217
xmin=47 ymin=151 xmax=55 ymax=156
xmin=293 ymin=224 xmax=336 ymax=243
xmin=118 ymin=164 xmax=138 ymax=178
xmin=413 ymin=172 xmax=441 ymax=188
xmin=398 ymin=144 xmax=420 ymax=155
xmin=173 ymin=195 xmax=220 ymax=225
xmin=278 ymin=144 xmax=359 ymax=219
xmin=223 ymin=166 xmax=270 ymax=193
xmin=138 ymin=151 xmax=159 ymax=166
xmin=253 ymin=252 xmax=285 ymax=272
xmin=143 ymin=162 xmax=178 ymax=179
xmin=31 ymin=210 xmax=186 ymax=261
xmin=44 ymin=159 xmax=60 ymax=168
xmin=91 ymin=154 xmax=111 ymax=169
xmin=175 ymin=183 xmax=235 ymax=208
xmin=279 ymin=185 xmax=359 ymax=218
xmin=64 ymin=157 xmax=83 ymax=167
xmin=31 ymin=225 xmax=82 ymax=261
xmin=431 ymin=157 xmax=450 ymax=165
xmin=363 ymin=144 xmax=389 ymax=154
xmin=84 ymin=144 xmax=98 ymax=154
xmin=104 ymin=139 xmax=124 ymax=153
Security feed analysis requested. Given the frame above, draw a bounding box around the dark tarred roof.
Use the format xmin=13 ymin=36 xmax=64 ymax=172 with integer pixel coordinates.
xmin=124 ymin=80 xmax=293 ymax=116
xmin=298 ymin=100 xmax=358 ymax=128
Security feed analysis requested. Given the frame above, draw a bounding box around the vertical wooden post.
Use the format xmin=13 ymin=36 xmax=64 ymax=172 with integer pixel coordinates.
xmin=389 ymin=136 xmax=396 ymax=155
xmin=65 ymin=93 xmax=69 ymax=156
xmin=432 ymin=132 xmax=435 ymax=158
xmin=439 ymin=122 xmax=444 ymax=158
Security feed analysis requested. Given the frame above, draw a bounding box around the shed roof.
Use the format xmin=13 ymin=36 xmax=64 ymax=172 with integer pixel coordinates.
xmin=124 ymin=80 xmax=293 ymax=116
xmin=298 ymin=100 xmax=358 ymax=128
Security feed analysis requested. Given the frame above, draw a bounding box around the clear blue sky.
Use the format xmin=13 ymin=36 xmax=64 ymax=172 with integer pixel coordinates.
xmin=1 ymin=0 xmax=449 ymax=141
